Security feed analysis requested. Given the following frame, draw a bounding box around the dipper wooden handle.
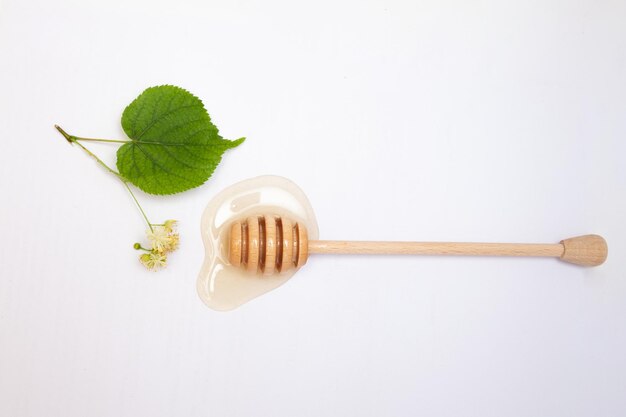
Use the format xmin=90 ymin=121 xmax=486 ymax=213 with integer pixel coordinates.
xmin=229 ymin=215 xmax=608 ymax=274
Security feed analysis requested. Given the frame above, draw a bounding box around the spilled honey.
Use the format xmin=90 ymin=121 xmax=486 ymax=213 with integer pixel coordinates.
xmin=197 ymin=176 xmax=318 ymax=311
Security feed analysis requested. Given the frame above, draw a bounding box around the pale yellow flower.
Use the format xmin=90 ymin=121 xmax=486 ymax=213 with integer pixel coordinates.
xmin=139 ymin=251 xmax=167 ymax=271
xmin=166 ymin=232 xmax=180 ymax=252
xmin=145 ymin=220 xmax=180 ymax=257
xmin=147 ymin=227 xmax=171 ymax=253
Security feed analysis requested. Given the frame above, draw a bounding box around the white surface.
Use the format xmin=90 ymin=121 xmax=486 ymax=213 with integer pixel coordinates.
xmin=1 ymin=0 xmax=625 ymax=416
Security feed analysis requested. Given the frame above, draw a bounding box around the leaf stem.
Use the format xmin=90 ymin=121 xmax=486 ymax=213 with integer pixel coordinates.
xmin=55 ymin=124 xmax=154 ymax=232
xmin=74 ymin=138 xmax=130 ymax=144
xmin=54 ymin=125 xmax=130 ymax=144
xmin=54 ymin=125 xmax=74 ymax=144
xmin=71 ymin=137 xmax=121 ymax=178
xmin=122 ymin=181 xmax=154 ymax=232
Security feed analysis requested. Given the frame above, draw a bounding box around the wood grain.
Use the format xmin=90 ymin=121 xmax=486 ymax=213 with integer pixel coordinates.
xmin=308 ymin=241 xmax=564 ymax=257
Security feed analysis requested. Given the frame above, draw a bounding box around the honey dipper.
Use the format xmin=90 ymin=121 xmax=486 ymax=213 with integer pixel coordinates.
xmin=229 ymin=215 xmax=608 ymax=274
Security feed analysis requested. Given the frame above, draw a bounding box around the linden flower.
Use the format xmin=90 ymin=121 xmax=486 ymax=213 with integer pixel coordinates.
xmin=137 ymin=220 xmax=180 ymax=271
xmin=147 ymin=221 xmax=180 ymax=254
xmin=166 ymin=232 xmax=180 ymax=252
xmin=147 ymin=227 xmax=170 ymax=253
xmin=139 ymin=251 xmax=167 ymax=271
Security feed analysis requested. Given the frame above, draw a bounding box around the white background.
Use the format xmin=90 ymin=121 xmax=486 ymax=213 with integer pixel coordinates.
xmin=1 ymin=0 xmax=625 ymax=416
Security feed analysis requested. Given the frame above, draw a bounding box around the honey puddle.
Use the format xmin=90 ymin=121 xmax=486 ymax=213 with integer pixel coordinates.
xmin=197 ymin=176 xmax=318 ymax=311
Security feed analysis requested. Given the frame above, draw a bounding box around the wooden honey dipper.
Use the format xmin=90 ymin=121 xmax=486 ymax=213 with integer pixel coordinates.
xmin=228 ymin=215 xmax=608 ymax=274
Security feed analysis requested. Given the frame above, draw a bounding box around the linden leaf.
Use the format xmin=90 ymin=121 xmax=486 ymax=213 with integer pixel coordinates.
xmin=117 ymin=85 xmax=244 ymax=195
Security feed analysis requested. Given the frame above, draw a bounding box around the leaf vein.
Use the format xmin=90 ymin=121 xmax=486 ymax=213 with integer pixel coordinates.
xmin=133 ymin=143 xmax=196 ymax=184
xmin=135 ymin=104 xmax=204 ymax=140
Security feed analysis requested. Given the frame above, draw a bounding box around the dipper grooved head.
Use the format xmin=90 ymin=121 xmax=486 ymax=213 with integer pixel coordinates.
xmin=229 ymin=215 xmax=309 ymax=274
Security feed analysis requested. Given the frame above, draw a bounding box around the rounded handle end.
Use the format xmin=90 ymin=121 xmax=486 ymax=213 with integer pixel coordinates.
xmin=560 ymin=234 xmax=608 ymax=267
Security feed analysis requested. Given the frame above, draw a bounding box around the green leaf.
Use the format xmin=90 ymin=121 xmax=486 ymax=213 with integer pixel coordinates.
xmin=116 ymin=85 xmax=244 ymax=195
